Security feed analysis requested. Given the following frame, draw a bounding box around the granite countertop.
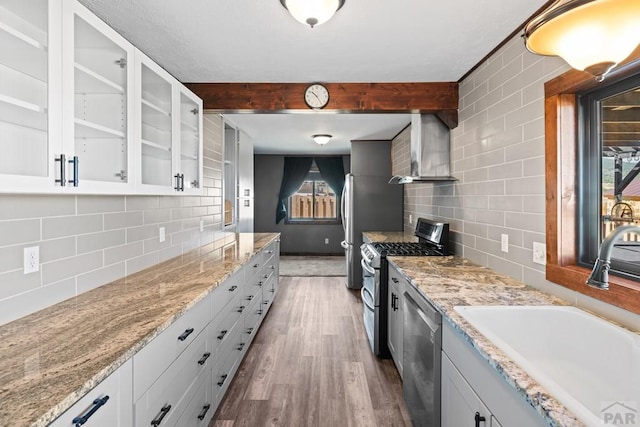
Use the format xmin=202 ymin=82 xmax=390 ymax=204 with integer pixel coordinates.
xmin=0 ymin=232 xmax=280 ymax=427
xmin=363 ymin=231 xmax=418 ymax=243
xmin=388 ymin=255 xmax=581 ymax=427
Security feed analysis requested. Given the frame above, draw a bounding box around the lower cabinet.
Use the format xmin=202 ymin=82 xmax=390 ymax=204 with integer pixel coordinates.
xmin=387 ymin=265 xmax=405 ymax=377
xmin=49 ymin=360 xmax=133 ymax=427
xmin=441 ymin=321 xmax=546 ymax=427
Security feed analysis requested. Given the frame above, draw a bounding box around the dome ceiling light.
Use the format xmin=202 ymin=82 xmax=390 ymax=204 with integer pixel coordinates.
xmin=280 ymin=0 xmax=346 ymax=28
xmin=523 ymin=0 xmax=640 ymax=81
xmin=312 ymin=134 xmax=332 ymax=145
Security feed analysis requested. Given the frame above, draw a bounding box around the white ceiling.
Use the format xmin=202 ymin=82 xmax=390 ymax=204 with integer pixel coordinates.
xmin=78 ymin=0 xmax=548 ymax=154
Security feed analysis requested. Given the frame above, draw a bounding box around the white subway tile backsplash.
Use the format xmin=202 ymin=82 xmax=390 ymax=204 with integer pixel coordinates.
xmin=126 ymin=196 xmax=159 ymax=211
xmin=0 ymin=278 xmax=76 ymax=326
xmin=126 ymin=252 xmax=159 ymax=275
xmin=126 ymin=224 xmax=159 ymax=243
xmin=40 ymin=237 xmax=76 ymax=263
xmin=487 ymin=254 xmax=523 ymax=281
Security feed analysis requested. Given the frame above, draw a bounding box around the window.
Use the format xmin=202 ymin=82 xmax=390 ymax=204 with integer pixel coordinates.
xmin=578 ymin=76 xmax=640 ymax=281
xmin=288 ymin=170 xmax=337 ymax=222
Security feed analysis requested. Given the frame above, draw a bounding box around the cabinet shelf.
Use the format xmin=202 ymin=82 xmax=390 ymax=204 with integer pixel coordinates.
xmin=180 ymin=120 xmax=198 ymax=132
xmin=0 ymin=24 xmax=47 ymax=82
xmin=0 ymin=21 xmax=46 ymax=50
xmin=142 ymin=98 xmax=171 ymax=116
xmin=180 ymin=153 xmax=198 ymax=161
xmin=0 ymin=93 xmax=47 ymax=131
xmin=75 ymin=62 xmax=124 ymax=94
xmin=142 ymin=139 xmax=171 ymax=152
xmin=75 ymin=118 xmax=124 ymax=138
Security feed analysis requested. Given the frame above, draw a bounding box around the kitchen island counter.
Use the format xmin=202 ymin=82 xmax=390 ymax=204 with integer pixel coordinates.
xmin=0 ymin=232 xmax=280 ymax=427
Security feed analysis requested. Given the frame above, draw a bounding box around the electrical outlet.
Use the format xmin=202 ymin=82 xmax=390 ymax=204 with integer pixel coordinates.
xmin=409 ymin=214 xmax=413 ymax=224
xmin=159 ymin=227 xmax=166 ymax=243
xmin=324 ymin=238 xmax=329 ymax=244
xmin=501 ymin=234 xmax=509 ymax=253
xmin=533 ymin=242 xmax=546 ymax=265
xmin=199 ymin=220 xmax=204 ymax=232
xmin=23 ymin=246 xmax=39 ymax=274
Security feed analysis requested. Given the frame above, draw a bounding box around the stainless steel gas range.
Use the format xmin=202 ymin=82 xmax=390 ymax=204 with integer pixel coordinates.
xmin=359 ymin=217 xmax=450 ymax=357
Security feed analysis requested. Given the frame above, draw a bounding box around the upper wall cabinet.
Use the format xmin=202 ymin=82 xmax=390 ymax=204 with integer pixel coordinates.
xmin=134 ymin=51 xmax=203 ymax=195
xmin=0 ymin=0 xmax=202 ymax=195
xmin=0 ymin=0 xmax=62 ymax=192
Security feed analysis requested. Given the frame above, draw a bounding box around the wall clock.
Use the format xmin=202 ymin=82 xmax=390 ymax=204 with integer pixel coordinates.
xmin=304 ymin=83 xmax=329 ymax=109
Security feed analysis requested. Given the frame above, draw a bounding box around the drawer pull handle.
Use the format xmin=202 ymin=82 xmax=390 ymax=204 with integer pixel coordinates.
xmin=263 ymin=300 xmax=269 ymax=305
xmin=237 ymin=342 xmax=245 ymax=351
xmin=246 ymin=327 xmax=254 ymax=334
xmin=217 ymin=374 xmax=228 ymax=386
xmin=267 ymin=250 xmax=273 ymax=254
xmin=258 ymin=281 xmax=263 ymax=287
xmin=178 ymin=328 xmax=194 ymax=341
xmin=253 ymin=263 xmax=260 ymax=268
xmin=269 ymin=289 xmax=275 ymax=293
xmin=198 ymin=352 xmax=211 ymax=365
xmin=257 ymin=309 xmax=263 ymax=315
xmin=391 ymin=277 xmax=399 ymax=283
xmin=72 ymin=395 xmax=109 ymax=426
xmin=247 ymin=295 xmax=254 ymax=301
xmin=217 ymin=330 xmax=228 ymax=340
xmin=237 ymin=305 xmax=245 ymax=313
xmin=197 ymin=404 xmax=211 ymax=421
xmin=229 ymin=285 xmax=237 ymax=292
xmin=263 ymin=274 xmax=269 ymax=279
xmin=151 ymin=404 xmax=171 ymax=426
xmin=271 ymin=265 xmax=275 ymax=270
xmin=474 ymin=412 xmax=486 ymax=427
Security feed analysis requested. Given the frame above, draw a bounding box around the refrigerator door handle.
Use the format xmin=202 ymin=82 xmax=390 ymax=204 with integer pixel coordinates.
xmin=340 ymin=184 xmax=347 ymax=233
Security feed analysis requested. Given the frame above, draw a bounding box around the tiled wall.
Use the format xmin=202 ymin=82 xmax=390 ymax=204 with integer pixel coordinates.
xmin=0 ymin=113 xmax=224 ymax=326
xmin=393 ymin=35 xmax=640 ymax=329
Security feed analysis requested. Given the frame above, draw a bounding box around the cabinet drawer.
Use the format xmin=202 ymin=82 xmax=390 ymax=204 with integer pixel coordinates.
xmin=134 ymin=327 xmax=210 ymax=427
xmin=262 ymin=273 xmax=277 ymax=311
xmin=213 ymin=327 xmax=243 ymax=403
xmin=244 ymin=294 xmax=264 ymax=341
xmin=50 ymin=360 xmax=133 ymax=427
xmin=173 ymin=373 xmax=213 ymax=427
xmin=133 ymin=294 xmax=210 ymax=400
xmin=211 ymin=268 xmax=244 ymax=321
xmin=246 ymin=253 xmax=264 ymax=282
xmin=211 ymin=289 xmax=245 ymax=352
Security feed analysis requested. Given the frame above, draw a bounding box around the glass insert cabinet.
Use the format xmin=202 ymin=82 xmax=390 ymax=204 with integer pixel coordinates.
xmin=0 ymin=0 xmax=203 ymax=195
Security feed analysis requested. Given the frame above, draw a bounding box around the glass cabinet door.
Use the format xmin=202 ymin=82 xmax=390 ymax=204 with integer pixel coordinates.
xmin=177 ymin=88 xmax=202 ymax=193
xmin=138 ymin=54 xmax=173 ymax=190
xmin=63 ymin=1 xmax=134 ymax=191
xmin=0 ymin=0 xmax=60 ymax=191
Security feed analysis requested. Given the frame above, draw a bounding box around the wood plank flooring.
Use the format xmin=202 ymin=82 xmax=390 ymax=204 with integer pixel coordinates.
xmin=210 ymin=276 xmax=412 ymax=427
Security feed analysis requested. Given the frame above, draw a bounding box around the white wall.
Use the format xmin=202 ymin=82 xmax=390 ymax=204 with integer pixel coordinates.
xmin=393 ymin=35 xmax=640 ymax=330
xmin=0 ymin=114 xmax=225 ymax=326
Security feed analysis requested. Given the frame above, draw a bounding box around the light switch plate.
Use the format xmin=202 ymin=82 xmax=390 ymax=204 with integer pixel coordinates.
xmin=199 ymin=220 xmax=204 ymax=232
xmin=533 ymin=242 xmax=546 ymax=265
xmin=501 ymin=234 xmax=509 ymax=253
xmin=159 ymin=227 xmax=166 ymax=243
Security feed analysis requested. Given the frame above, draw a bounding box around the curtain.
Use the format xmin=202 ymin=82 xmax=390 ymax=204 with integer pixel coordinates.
xmin=275 ymin=157 xmax=313 ymax=224
xmin=314 ymin=156 xmax=345 ymax=200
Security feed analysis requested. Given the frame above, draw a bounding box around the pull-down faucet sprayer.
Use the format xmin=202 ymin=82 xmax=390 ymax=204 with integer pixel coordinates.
xmin=586 ymin=225 xmax=640 ymax=290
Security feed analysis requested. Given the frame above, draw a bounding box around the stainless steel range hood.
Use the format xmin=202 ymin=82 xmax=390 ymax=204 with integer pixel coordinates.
xmin=390 ymin=113 xmax=457 ymax=184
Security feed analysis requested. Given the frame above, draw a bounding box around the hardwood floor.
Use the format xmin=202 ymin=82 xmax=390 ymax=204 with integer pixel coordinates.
xmin=210 ymin=276 xmax=412 ymax=427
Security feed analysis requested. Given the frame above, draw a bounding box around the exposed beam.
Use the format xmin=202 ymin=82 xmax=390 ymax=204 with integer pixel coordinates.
xmin=184 ymin=82 xmax=459 ymax=128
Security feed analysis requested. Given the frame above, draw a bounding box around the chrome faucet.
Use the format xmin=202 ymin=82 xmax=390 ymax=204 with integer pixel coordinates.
xmin=586 ymin=225 xmax=640 ymax=290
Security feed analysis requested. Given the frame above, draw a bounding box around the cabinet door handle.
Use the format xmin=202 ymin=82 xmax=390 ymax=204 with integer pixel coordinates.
xmin=217 ymin=330 xmax=228 ymax=340
xmin=474 ymin=412 xmax=486 ymax=427
xmin=197 ymin=404 xmax=211 ymax=421
xmin=68 ymin=156 xmax=79 ymax=187
xmin=217 ymin=374 xmax=228 ymax=386
xmin=237 ymin=342 xmax=245 ymax=351
xmin=247 ymin=295 xmax=254 ymax=301
xmin=253 ymin=263 xmax=260 ymax=268
xmin=258 ymin=281 xmax=263 ymax=287
xmin=391 ymin=277 xmax=399 ymax=283
xmin=151 ymin=404 xmax=171 ymax=426
xmin=229 ymin=285 xmax=237 ymax=292
xmin=237 ymin=305 xmax=245 ymax=313
xmin=72 ymin=395 xmax=109 ymax=426
xmin=55 ymin=154 xmax=66 ymax=186
xmin=174 ymin=173 xmax=183 ymax=191
xmin=246 ymin=327 xmax=254 ymax=335
xmin=197 ymin=352 xmax=211 ymax=365
xmin=178 ymin=328 xmax=194 ymax=341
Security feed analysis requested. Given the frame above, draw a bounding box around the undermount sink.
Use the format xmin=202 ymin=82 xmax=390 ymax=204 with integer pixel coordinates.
xmin=454 ymin=305 xmax=640 ymax=426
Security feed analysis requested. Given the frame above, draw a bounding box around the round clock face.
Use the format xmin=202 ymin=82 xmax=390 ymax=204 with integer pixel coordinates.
xmin=304 ymin=84 xmax=329 ymax=109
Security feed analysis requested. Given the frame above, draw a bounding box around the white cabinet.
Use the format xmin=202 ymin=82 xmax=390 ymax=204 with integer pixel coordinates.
xmin=0 ymin=0 xmax=202 ymax=195
xmin=135 ymin=51 xmax=203 ymax=195
xmin=62 ymin=0 xmax=135 ymax=193
xmin=50 ymin=359 xmax=133 ymax=427
xmin=0 ymin=0 xmax=62 ymax=192
xmin=236 ymin=130 xmax=254 ymax=232
xmin=388 ymin=265 xmax=404 ymax=377
xmin=442 ymin=321 xmax=546 ymax=427
xmin=222 ymin=120 xmax=254 ymax=231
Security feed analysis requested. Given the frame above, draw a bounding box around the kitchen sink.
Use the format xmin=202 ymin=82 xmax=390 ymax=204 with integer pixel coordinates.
xmin=453 ymin=305 xmax=640 ymax=426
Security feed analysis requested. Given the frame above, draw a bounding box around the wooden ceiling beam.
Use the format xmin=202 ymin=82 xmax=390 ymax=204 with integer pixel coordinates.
xmin=184 ymin=82 xmax=459 ymax=128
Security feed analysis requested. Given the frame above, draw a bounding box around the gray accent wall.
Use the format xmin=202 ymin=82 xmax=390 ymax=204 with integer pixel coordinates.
xmin=254 ymin=155 xmax=350 ymax=255
xmin=0 ymin=113 xmax=225 ymax=326
xmin=393 ymin=35 xmax=640 ymax=330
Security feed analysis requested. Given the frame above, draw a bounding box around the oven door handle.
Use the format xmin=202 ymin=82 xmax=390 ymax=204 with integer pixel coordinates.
xmin=361 ymin=287 xmax=375 ymax=311
xmin=360 ymin=258 xmax=376 ymax=275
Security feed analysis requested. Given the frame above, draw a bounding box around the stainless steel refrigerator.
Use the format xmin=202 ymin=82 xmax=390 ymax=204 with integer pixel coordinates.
xmin=340 ymin=173 xmax=403 ymax=289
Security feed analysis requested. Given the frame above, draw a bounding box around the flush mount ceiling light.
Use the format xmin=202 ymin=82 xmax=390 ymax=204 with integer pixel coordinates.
xmin=312 ymin=134 xmax=332 ymax=145
xmin=280 ymin=0 xmax=345 ymax=28
xmin=523 ymin=0 xmax=640 ymax=81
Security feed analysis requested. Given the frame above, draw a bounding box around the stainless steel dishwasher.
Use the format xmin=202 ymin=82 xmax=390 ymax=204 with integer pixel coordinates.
xmin=403 ymin=284 xmax=442 ymax=427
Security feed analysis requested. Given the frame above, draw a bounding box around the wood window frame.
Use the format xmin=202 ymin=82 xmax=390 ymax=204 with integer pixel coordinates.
xmin=545 ymin=47 xmax=640 ymax=314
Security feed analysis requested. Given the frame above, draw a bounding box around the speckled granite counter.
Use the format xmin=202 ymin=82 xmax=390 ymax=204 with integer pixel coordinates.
xmin=388 ymin=255 xmax=583 ymax=427
xmin=0 ymin=232 xmax=279 ymax=427
xmin=363 ymin=231 xmax=418 ymax=243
